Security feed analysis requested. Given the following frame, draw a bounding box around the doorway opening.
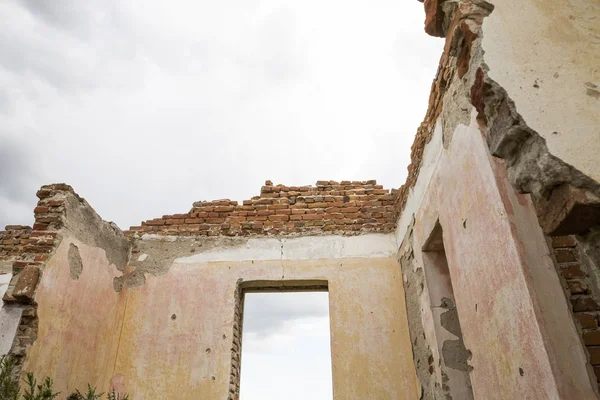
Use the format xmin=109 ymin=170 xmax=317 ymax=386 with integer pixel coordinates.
xmin=235 ymin=283 xmax=333 ymax=400
xmin=422 ymin=220 xmax=474 ymax=399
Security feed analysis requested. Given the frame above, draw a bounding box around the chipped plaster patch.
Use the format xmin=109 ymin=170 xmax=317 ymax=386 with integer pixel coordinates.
xmin=174 ymin=234 xmax=396 ymax=264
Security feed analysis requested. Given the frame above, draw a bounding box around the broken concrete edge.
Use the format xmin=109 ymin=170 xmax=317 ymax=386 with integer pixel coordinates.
xmin=3 ymin=183 xmax=131 ymax=305
xmin=405 ymin=0 xmax=600 ymax=238
xmin=392 ymin=1 xmax=492 ymax=224
xmin=479 ymin=73 xmax=600 ymax=236
xmin=396 ymin=217 xmax=438 ymax=399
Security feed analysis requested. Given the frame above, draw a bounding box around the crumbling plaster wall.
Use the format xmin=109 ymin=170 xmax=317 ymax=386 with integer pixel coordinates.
xmin=22 ymin=238 xmax=127 ymax=395
xmin=398 ymin=109 xmax=597 ymax=399
xmin=0 ymin=184 xmax=131 ymax=394
xmin=482 ymin=0 xmax=600 ymax=183
xmin=114 ymin=233 xmax=418 ymax=400
xmin=396 ymin=0 xmax=600 ymax=397
xmin=5 ymin=183 xmax=418 ymax=399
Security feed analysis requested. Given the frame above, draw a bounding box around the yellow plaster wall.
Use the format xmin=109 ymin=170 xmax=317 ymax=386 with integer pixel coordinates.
xmin=22 ymin=239 xmax=126 ymax=395
xmin=24 ymin=246 xmax=418 ymax=399
xmin=114 ymin=257 xmax=418 ymax=399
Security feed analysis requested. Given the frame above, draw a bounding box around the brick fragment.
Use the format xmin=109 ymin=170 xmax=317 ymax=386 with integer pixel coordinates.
xmin=555 ymin=249 xmax=577 ymax=263
xmin=594 ymin=366 xmax=600 ymax=382
xmin=552 ymin=236 xmax=577 ymax=248
xmin=572 ymin=297 xmax=600 ymax=312
xmin=562 ymin=265 xmax=586 ymax=279
xmin=567 ymin=279 xmax=588 ymax=295
xmin=576 ymin=313 xmax=598 ymax=329
xmin=12 ymin=267 xmax=41 ymax=303
xmin=589 ymin=347 xmax=600 ymax=365
xmin=584 ymin=331 xmax=600 ymax=346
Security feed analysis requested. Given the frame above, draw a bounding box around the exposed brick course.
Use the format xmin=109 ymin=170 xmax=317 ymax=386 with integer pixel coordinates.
xmin=126 ymin=180 xmax=397 ymax=237
xmin=3 ymin=184 xmax=71 ymax=304
xmin=2 ymin=184 xmax=73 ymax=299
xmin=0 ymin=184 xmax=77 ymax=377
xmin=0 ymin=225 xmax=32 ymax=267
xmin=551 ymin=235 xmax=600 ymax=383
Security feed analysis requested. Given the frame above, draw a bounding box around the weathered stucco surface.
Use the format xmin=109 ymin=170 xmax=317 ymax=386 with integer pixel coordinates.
xmin=21 ymin=238 xmax=126 ymax=395
xmin=117 ymin=257 xmax=415 ymax=399
xmin=482 ymin=0 xmax=600 ymax=183
xmin=18 ymin=233 xmax=418 ymax=399
xmin=400 ymin=110 xmax=597 ymax=399
xmin=1 ymin=1 xmax=598 ymax=398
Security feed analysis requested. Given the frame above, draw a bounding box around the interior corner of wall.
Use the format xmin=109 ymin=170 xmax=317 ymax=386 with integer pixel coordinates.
xmin=395 ymin=119 xmax=445 ymax=249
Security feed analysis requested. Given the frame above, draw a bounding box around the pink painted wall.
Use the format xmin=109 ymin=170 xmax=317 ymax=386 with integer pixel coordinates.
xmin=410 ymin=114 xmax=596 ymax=399
xmin=113 ymin=257 xmax=418 ymax=400
xmin=22 ymin=238 xmax=418 ymax=399
xmin=23 ymin=239 xmax=127 ymax=395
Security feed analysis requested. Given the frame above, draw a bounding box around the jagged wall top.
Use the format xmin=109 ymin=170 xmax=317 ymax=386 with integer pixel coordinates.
xmin=127 ymin=180 xmax=397 ymax=237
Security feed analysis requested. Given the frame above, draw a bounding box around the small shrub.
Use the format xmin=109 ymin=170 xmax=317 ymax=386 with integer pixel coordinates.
xmin=66 ymin=384 xmax=104 ymax=400
xmin=0 ymin=355 xmax=129 ymax=400
xmin=21 ymin=374 xmax=60 ymax=400
xmin=106 ymin=390 xmax=129 ymax=400
xmin=0 ymin=356 xmax=20 ymax=400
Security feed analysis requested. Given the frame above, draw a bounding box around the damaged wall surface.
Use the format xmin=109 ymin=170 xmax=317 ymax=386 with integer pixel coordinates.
xmin=0 ymin=0 xmax=598 ymax=399
xmin=396 ymin=0 xmax=600 ymax=398
xmin=114 ymin=236 xmax=417 ymax=399
xmin=0 ymin=184 xmax=419 ymax=399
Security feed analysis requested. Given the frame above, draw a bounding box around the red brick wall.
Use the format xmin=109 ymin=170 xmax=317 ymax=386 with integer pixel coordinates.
xmin=0 ymin=225 xmax=32 ymax=268
xmin=127 ymin=180 xmax=397 ymax=237
xmin=2 ymin=184 xmax=74 ymax=304
xmin=550 ymin=236 xmax=600 ymax=384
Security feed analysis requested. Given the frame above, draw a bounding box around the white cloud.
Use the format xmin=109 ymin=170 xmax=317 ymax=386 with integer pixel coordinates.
xmin=0 ymin=0 xmax=442 ymax=230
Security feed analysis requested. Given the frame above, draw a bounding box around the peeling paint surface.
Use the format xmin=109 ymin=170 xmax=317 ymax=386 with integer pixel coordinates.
xmin=20 ymin=234 xmax=417 ymax=399
xmin=114 ymin=257 xmax=417 ymax=399
xmin=22 ymin=239 xmax=126 ymax=396
xmin=404 ymin=110 xmax=596 ymax=399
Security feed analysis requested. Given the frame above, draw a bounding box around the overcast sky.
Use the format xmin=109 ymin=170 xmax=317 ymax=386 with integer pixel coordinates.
xmin=241 ymin=292 xmax=332 ymax=400
xmin=0 ymin=0 xmax=442 ymax=231
xmin=0 ymin=2 xmax=441 ymax=397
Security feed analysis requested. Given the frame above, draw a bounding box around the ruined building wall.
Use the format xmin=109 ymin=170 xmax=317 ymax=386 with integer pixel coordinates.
xmin=396 ymin=0 xmax=600 ymax=398
xmin=115 ymin=236 xmax=417 ymax=399
xmin=0 ymin=185 xmax=130 ymax=394
xmin=1 ymin=0 xmax=598 ymax=399
xmin=115 ymin=182 xmax=417 ymax=399
xmin=0 ymin=183 xmax=419 ymax=400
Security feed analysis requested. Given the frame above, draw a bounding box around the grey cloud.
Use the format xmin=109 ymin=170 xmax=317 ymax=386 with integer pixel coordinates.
xmin=0 ymin=31 xmax=75 ymax=90
xmin=243 ymin=292 xmax=329 ymax=337
xmin=0 ymin=133 xmax=44 ymax=228
xmin=20 ymin=0 xmax=81 ymax=30
xmin=17 ymin=0 xmax=102 ymax=37
xmin=0 ymin=135 xmax=40 ymax=202
xmin=0 ymin=90 xmax=11 ymax=116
